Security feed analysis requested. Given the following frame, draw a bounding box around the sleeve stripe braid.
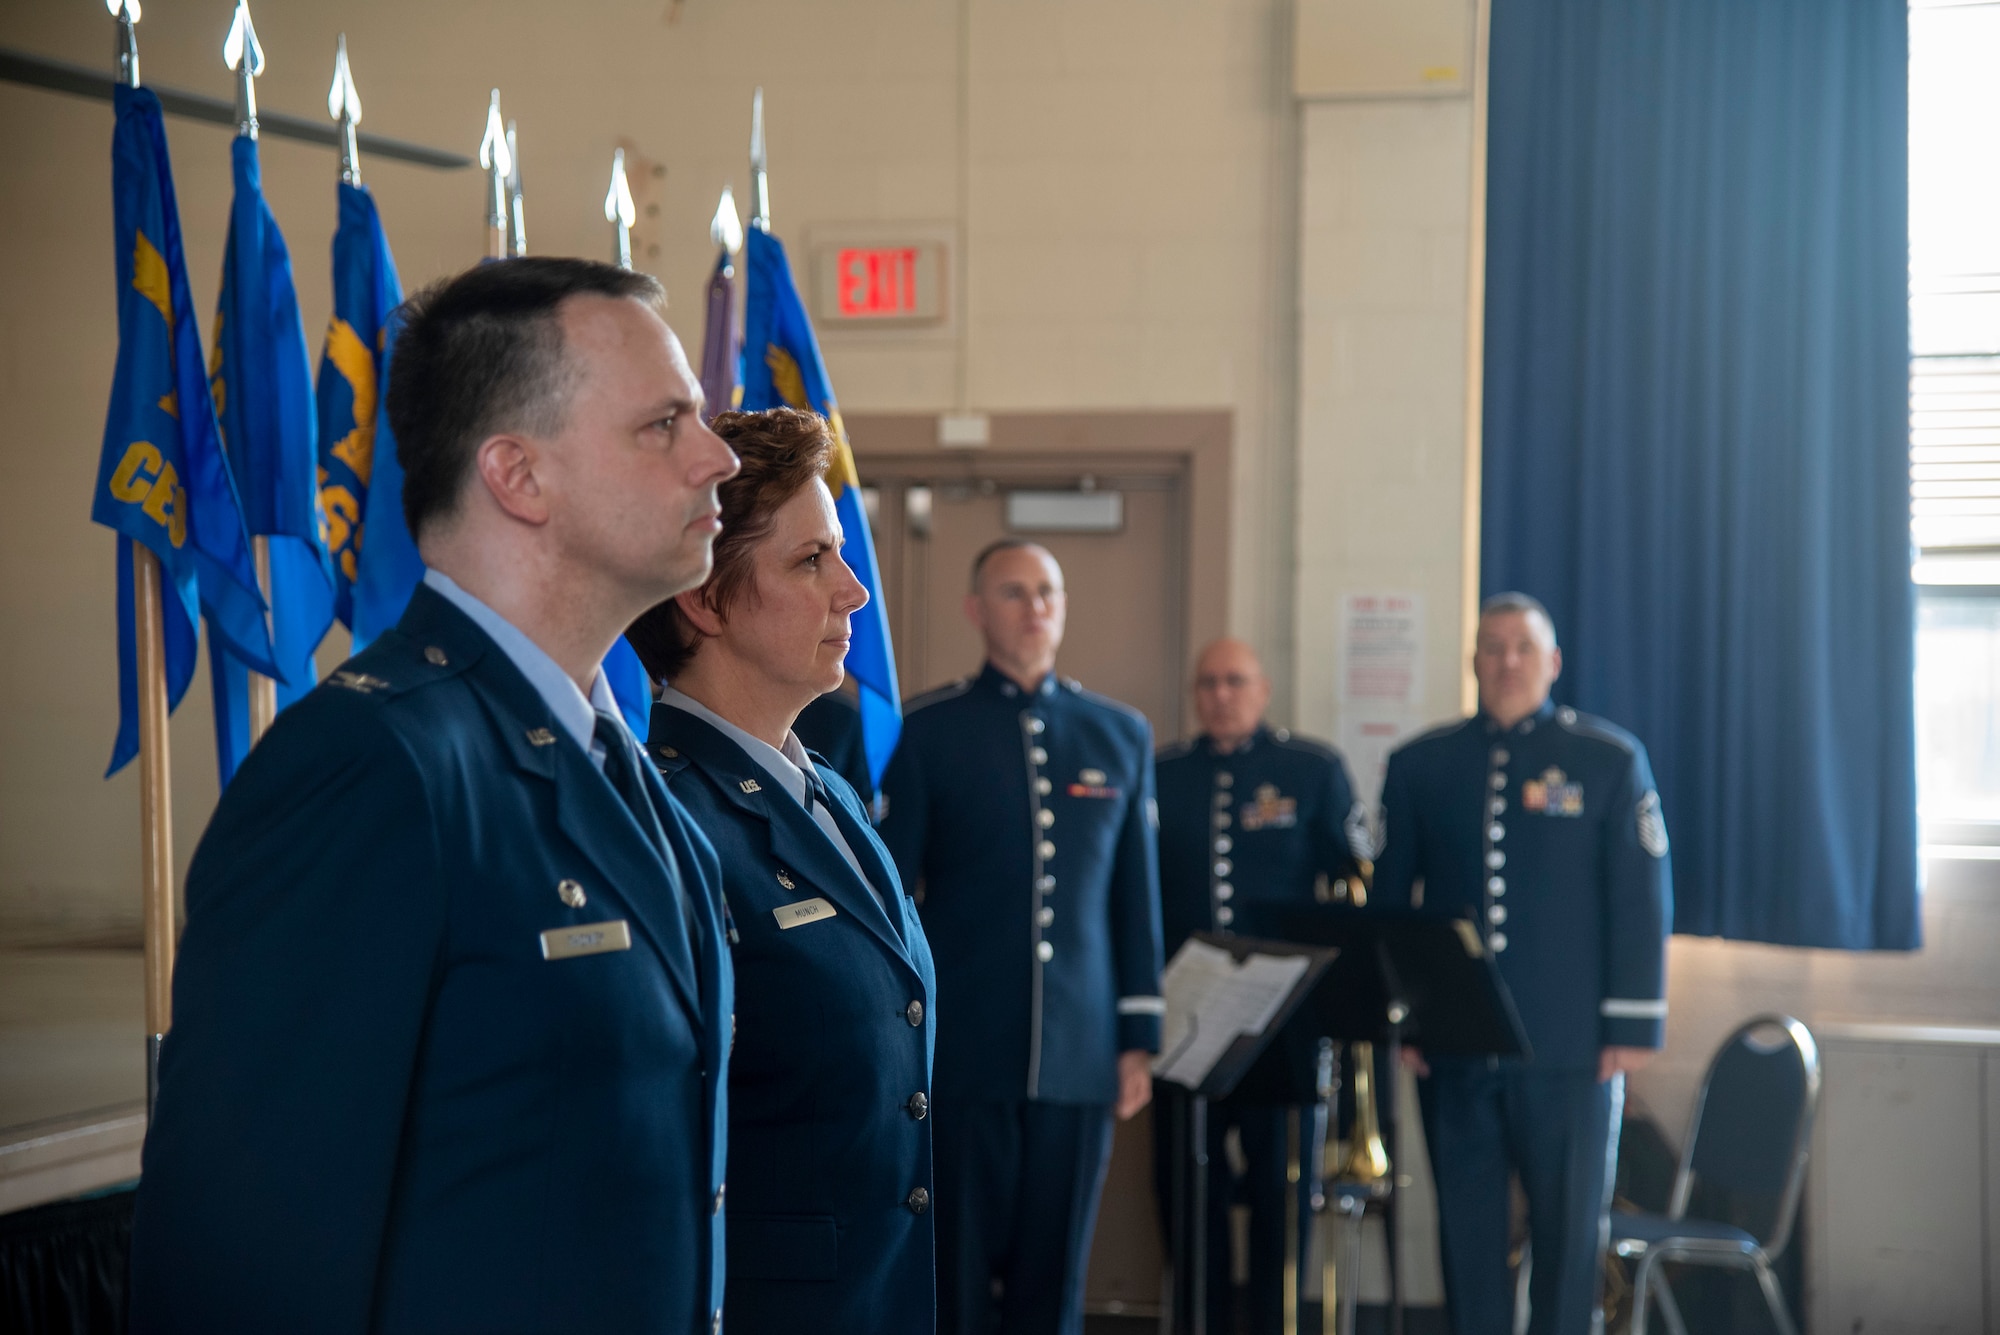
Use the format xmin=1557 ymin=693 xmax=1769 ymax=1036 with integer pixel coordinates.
xmin=1600 ymin=997 xmax=1668 ymax=1019
xmin=1118 ymin=996 xmax=1167 ymax=1016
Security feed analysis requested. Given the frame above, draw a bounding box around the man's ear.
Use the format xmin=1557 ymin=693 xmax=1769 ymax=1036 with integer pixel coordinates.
xmin=962 ymin=591 xmax=984 ymax=633
xmin=473 ymin=434 xmax=547 ymax=525
xmin=1549 ymin=645 xmax=1563 ymax=683
xmin=675 ymin=587 xmax=725 ymax=638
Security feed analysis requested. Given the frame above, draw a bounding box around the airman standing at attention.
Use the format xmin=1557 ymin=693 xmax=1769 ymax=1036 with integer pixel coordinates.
xmin=878 ymin=538 xmax=1165 ymax=1335
xmin=1373 ymin=592 xmax=1672 ymax=1335
xmin=1153 ymin=636 xmax=1371 ymax=1335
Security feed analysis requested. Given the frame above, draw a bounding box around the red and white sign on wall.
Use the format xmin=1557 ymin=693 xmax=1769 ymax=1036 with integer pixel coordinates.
xmin=812 ymin=239 xmax=947 ymax=326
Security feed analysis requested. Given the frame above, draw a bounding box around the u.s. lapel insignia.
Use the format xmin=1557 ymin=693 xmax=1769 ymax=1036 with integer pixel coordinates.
xmin=329 ymin=670 xmax=390 ymax=694
xmin=557 ymin=878 xmax=587 ymax=908
xmin=740 ymin=778 xmax=763 ymax=794
xmin=776 ymin=869 xmax=796 ymax=890
xmin=524 ymin=727 xmax=558 ymax=747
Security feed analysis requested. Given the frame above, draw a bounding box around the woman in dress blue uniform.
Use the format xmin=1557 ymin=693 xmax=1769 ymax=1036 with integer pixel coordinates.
xmin=627 ymin=408 xmax=937 ymax=1335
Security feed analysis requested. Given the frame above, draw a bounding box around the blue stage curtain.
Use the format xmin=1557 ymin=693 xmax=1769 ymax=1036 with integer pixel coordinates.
xmin=1481 ymin=0 xmax=1919 ymax=949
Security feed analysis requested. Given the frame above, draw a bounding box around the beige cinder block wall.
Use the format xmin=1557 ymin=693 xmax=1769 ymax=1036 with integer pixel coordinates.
xmin=0 ymin=0 xmax=1309 ymax=929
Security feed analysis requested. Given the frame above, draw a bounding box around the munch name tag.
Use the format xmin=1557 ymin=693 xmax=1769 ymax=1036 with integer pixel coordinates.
xmin=772 ymin=897 xmax=838 ymax=930
xmin=540 ymin=919 xmax=632 ymax=960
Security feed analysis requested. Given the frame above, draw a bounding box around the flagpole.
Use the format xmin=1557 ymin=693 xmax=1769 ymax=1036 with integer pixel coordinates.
xmin=479 ymin=90 xmax=509 ymax=261
xmin=606 ymin=148 xmax=635 ymax=270
xmin=749 ymin=87 xmax=770 ymax=233
xmin=228 ymin=0 xmax=278 ymax=743
xmin=330 ymin=34 xmax=361 ymax=186
xmin=112 ymin=0 xmax=175 ymax=1116
xmin=506 ymin=120 xmax=526 ymax=258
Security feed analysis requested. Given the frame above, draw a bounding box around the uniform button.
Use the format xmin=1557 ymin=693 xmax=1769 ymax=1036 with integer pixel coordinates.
xmin=906 ymin=999 xmax=925 ymax=1027
xmin=1214 ymin=835 xmax=1233 ymax=854
xmin=1214 ymin=859 xmax=1233 ymax=877
xmin=1002 ymin=683 xmax=1019 ymax=697
xmin=1214 ymin=812 xmax=1232 ymax=828
xmin=424 ymin=645 xmax=448 ymax=666
xmin=1030 ymin=746 xmax=1048 ymax=765
xmin=1491 ymin=749 xmax=1510 ymax=766
xmin=1214 ymin=882 xmax=1234 ymax=901
xmin=1488 ymin=904 xmax=1508 ymax=925
xmin=1038 ymin=840 xmax=1056 ymax=861
xmin=1037 ymin=906 xmax=1055 ymax=926
xmin=1036 ymin=941 xmax=1055 ymax=963
xmin=1488 ymin=823 xmax=1505 ymax=842
xmin=1215 ymin=906 xmax=1235 ymax=926
xmin=1037 ymin=808 xmax=1056 ymax=829
xmin=907 ymin=1187 xmax=931 ymax=1215
xmin=907 ymin=1092 xmax=929 ymax=1120
xmin=1216 ymin=772 xmax=1235 ymax=789
xmin=1037 ymin=875 xmax=1057 ymax=893
xmin=1036 ymin=777 xmax=1053 ymax=795
xmin=1520 ymin=720 xmax=1535 ymax=734
xmin=713 ymin=1184 xmax=726 ymax=1214
xmin=1491 ymin=798 xmax=1506 ymax=816
xmin=1025 ymin=716 xmax=1046 ymax=734
xmin=1490 ymin=772 xmax=1507 ymax=791
xmin=1488 ymin=877 xmax=1506 ymax=896
xmin=1486 ymin=850 xmax=1505 ymax=870
xmin=1490 ymin=931 xmax=1509 ymax=953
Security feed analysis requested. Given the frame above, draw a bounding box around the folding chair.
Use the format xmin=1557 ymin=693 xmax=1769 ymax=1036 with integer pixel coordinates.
xmin=1609 ymin=1014 xmax=1820 ymax=1335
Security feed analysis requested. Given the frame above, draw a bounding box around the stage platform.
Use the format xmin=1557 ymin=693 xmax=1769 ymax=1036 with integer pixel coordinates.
xmin=0 ymin=926 xmax=146 ymax=1215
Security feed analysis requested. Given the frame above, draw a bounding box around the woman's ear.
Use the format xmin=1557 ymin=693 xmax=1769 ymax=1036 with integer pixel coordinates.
xmin=674 ymin=586 xmax=725 ymax=638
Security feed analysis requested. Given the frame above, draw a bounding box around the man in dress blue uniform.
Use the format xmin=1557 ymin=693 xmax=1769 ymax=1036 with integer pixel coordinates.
xmin=1373 ymin=593 xmax=1672 ymax=1335
xmin=879 ymin=538 xmax=1165 ymax=1335
xmin=129 ymin=258 xmax=741 ymax=1333
xmin=1154 ymin=637 xmax=1371 ymax=1335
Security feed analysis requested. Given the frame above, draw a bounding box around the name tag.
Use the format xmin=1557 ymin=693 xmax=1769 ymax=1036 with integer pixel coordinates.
xmin=772 ymin=897 xmax=838 ymax=930
xmin=540 ymin=919 xmax=632 ymax=960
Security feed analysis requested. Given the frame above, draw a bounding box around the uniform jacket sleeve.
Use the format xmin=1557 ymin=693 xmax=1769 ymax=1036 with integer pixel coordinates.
xmin=1599 ymin=744 xmax=1673 ymax=1049
xmin=129 ymin=700 xmax=444 ymax=1333
xmin=1370 ymin=748 xmax=1421 ymax=910
xmin=1113 ymin=725 xmax=1167 ymax=1053
xmin=876 ymin=731 xmax=929 ymax=898
xmin=1314 ymin=750 xmax=1368 ymax=883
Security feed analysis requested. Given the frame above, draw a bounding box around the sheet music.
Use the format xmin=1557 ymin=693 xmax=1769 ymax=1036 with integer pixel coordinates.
xmin=1153 ymin=940 xmax=1312 ymax=1088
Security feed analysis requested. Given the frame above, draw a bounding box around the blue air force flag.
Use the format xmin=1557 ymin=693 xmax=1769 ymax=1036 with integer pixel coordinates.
xmin=740 ymin=226 xmax=902 ymax=785
xmin=208 ymin=133 xmax=333 ymax=784
xmin=314 ymin=181 xmax=417 ymax=649
xmin=92 ymin=85 xmax=272 ymax=776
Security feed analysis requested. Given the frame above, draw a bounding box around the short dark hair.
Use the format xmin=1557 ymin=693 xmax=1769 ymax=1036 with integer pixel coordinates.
xmin=625 ymin=408 xmax=835 ymax=681
xmin=385 ymin=257 xmax=667 ymax=538
xmin=1479 ymin=591 xmax=1558 ymax=646
xmin=969 ymin=537 xmax=1052 ymax=591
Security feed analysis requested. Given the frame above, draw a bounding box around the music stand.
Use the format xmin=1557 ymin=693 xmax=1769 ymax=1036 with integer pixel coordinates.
xmin=1268 ymin=907 xmax=1532 ymax=1335
xmin=1155 ymin=935 xmax=1339 ymax=1335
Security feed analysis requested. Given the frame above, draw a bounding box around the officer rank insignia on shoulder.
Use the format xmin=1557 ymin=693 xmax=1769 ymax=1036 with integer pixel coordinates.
xmin=329 ymin=670 xmax=390 ymax=694
xmin=1521 ymin=767 xmax=1585 ymax=817
xmin=1067 ymin=768 xmax=1121 ymax=799
xmin=1636 ymin=790 xmax=1670 ymax=858
xmin=1238 ymin=783 xmax=1298 ymax=831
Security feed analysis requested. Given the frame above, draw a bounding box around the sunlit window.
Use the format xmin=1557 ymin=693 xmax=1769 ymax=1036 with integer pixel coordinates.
xmin=1911 ymin=0 xmax=2000 ymax=838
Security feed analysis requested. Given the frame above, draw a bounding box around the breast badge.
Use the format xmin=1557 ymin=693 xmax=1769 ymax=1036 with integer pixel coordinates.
xmin=1521 ymin=767 xmax=1585 ymax=817
xmin=1237 ymin=783 xmax=1298 ymax=832
xmin=1066 ymin=766 xmax=1122 ymax=799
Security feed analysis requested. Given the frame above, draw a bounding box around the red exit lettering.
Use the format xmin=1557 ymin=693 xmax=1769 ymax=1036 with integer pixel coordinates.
xmin=837 ymin=247 xmax=920 ymax=317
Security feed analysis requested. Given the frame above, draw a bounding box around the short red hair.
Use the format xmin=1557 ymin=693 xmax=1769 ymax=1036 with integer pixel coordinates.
xmin=625 ymin=407 xmax=835 ymax=681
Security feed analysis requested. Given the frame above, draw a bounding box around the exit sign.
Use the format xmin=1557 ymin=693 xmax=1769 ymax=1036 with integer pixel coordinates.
xmin=813 ymin=238 xmax=947 ymax=326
